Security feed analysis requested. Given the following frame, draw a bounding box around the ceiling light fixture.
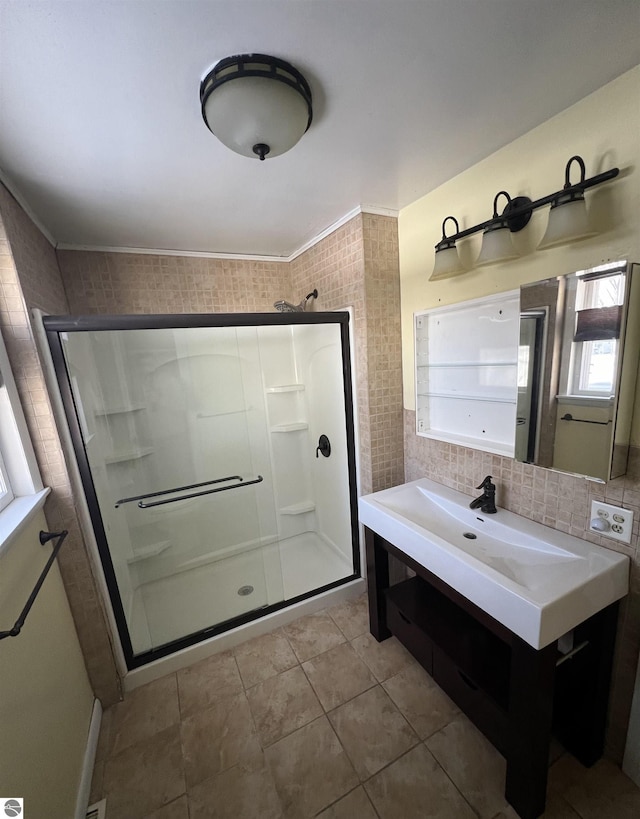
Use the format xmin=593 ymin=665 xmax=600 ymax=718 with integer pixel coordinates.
xmin=430 ymin=156 xmax=619 ymax=278
xmin=200 ymin=53 xmax=313 ymax=161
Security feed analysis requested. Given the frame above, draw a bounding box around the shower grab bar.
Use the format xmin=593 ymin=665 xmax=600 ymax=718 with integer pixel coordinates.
xmin=0 ymin=530 xmax=68 ymax=641
xmin=115 ymin=475 xmax=244 ymax=508
xmin=138 ymin=475 xmax=264 ymax=508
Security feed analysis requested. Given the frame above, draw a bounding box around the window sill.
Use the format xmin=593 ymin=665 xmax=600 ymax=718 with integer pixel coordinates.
xmin=556 ymin=395 xmax=614 ymax=408
xmin=0 ymin=488 xmax=51 ymax=557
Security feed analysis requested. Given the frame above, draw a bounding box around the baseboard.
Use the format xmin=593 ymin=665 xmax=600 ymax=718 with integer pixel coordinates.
xmin=75 ymin=698 xmax=103 ymax=819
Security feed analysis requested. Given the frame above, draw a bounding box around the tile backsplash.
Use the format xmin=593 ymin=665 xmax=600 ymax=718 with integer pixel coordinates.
xmin=404 ymin=408 xmax=640 ymax=762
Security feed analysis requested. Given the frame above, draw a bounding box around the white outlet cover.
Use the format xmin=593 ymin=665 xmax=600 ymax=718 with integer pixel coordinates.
xmin=590 ymin=500 xmax=634 ymax=545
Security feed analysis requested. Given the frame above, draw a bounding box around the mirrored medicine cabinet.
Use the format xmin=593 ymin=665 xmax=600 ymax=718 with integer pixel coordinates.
xmin=415 ymin=260 xmax=640 ymax=482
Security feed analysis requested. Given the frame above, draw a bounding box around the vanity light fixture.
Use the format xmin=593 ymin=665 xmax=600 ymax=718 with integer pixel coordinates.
xmin=200 ymin=54 xmax=313 ymax=161
xmin=429 ymin=155 xmax=619 ymax=278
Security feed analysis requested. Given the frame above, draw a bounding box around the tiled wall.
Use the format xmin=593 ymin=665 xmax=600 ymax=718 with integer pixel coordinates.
xmin=0 ymin=184 xmax=121 ymax=705
xmin=362 ymin=214 xmax=404 ymax=492
xmin=291 ymin=216 xmax=371 ymax=491
xmin=56 ymin=250 xmax=291 ymax=314
xmin=291 ymin=212 xmax=404 ymax=495
xmin=404 ymin=409 xmax=640 ymax=762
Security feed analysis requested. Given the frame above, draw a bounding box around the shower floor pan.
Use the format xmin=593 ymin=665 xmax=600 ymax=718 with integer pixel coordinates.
xmin=128 ymin=531 xmax=352 ymax=653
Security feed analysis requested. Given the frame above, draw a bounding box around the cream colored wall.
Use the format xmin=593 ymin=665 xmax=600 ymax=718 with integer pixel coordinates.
xmin=552 ymin=400 xmax=612 ymax=477
xmin=399 ymin=66 xmax=640 ymax=441
xmin=0 ymin=512 xmax=94 ymax=818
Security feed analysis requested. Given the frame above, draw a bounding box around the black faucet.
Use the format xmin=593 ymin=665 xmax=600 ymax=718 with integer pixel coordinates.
xmin=469 ymin=475 xmax=497 ymax=514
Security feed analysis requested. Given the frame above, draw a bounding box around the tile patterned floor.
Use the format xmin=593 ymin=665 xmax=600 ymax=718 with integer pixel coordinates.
xmin=90 ymin=593 xmax=640 ymax=819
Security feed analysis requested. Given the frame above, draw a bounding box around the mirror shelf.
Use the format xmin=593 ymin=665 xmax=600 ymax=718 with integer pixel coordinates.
xmin=415 ymin=291 xmax=520 ymax=457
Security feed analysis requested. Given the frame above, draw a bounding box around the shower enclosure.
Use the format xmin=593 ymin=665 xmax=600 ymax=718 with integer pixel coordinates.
xmin=44 ymin=312 xmax=359 ymax=669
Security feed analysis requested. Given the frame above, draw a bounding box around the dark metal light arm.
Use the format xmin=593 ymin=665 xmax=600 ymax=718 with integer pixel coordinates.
xmin=434 ymin=161 xmax=619 ymax=251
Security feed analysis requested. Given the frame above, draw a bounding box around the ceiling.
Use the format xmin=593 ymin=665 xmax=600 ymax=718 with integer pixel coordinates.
xmin=0 ymin=1 xmax=638 ymax=259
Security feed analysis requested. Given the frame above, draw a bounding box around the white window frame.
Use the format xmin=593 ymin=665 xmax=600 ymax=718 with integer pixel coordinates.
xmin=0 ymin=446 xmax=13 ymax=512
xmin=570 ymin=337 xmax=619 ymax=397
xmin=0 ymin=326 xmax=46 ymax=549
xmin=560 ymin=265 xmax=627 ymax=400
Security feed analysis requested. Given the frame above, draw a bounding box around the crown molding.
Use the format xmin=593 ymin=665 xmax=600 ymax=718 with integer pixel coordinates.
xmin=0 ymin=171 xmax=399 ymax=264
xmin=0 ymin=164 xmax=399 ymax=263
xmin=56 ymin=204 xmax=399 ymax=264
xmin=286 ymin=206 xmax=362 ymax=262
xmin=55 ymin=243 xmax=283 ymax=263
xmin=359 ymin=205 xmax=399 ymax=218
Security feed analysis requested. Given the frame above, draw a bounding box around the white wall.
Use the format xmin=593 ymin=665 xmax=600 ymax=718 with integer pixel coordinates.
xmin=295 ymin=323 xmax=352 ymax=559
xmin=0 ymin=511 xmax=94 ymax=817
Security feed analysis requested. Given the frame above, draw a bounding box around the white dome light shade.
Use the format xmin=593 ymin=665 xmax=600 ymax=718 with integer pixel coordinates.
xmin=201 ymin=55 xmax=313 ymax=160
xmin=538 ymin=195 xmax=595 ymax=250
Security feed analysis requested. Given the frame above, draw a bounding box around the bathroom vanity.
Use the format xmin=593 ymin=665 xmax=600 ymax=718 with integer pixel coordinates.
xmin=359 ymin=479 xmax=629 ymax=819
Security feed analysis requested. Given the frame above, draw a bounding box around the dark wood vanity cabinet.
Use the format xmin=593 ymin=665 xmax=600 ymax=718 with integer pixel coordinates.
xmin=365 ymin=527 xmax=620 ymax=819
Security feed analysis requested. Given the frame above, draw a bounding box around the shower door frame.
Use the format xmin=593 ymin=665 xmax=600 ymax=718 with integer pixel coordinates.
xmin=44 ymin=311 xmax=360 ymax=669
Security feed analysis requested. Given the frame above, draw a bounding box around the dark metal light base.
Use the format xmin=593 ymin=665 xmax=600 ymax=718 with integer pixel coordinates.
xmin=503 ymin=196 xmax=533 ymax=233
xmin=253 ymin=143 xmax=270 ymax=161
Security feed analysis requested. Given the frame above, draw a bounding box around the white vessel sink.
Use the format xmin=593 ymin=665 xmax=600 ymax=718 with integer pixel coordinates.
xmin=359 ymin=478 xmax=629 ymax=649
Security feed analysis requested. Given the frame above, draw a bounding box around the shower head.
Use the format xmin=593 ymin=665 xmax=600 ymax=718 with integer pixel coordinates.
xmin=273 ymin=299 xmax=300 ymax=313
xmin=273 ymin=289 xmax=318 ymax=313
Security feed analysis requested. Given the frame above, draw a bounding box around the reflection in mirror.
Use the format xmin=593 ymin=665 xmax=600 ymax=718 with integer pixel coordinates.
xmin=515 ymin=311 xmax=544 ymax=463
xmin=516 ymin=261 xmax=640 ymax=482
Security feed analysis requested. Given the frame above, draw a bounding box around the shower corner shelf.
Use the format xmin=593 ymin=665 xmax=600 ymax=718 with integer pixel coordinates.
xmin=105 ymin=446 xmax=154 ymax=464
xmin=127 ymin=540 xmax=171 ymax=564
xmin=265 ymin=384 xmax=305 ymax=393
xmin=279 ymin=501 xmax=316 ymax=515
xmin=270 ymin=422 xmax=309 ymax=433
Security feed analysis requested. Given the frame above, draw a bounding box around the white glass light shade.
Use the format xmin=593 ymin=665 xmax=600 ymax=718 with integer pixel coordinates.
xmin=430 ymin=245 xmax=464 ymax=280
xmin=203 ymin=76 xmax=310 ymax=159
xmin=538 ymin=197 xmax=596 ymax=250
xmin=475 ymin=225 xmax=518 ymax=268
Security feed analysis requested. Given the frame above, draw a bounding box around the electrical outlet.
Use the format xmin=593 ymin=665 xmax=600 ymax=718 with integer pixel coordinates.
xmin=589 ymin=500 xmax=634 ymax=544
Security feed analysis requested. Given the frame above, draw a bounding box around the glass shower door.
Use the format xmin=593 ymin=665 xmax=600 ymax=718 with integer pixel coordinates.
xmin=60 ymin=324 xmax=280 ymax=657
xmin=46 ymin=313 xmax=359 ymax=668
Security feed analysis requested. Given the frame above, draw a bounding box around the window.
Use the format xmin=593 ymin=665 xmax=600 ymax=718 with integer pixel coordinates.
xmin=0 ymin=327 xmax=45 ymax=545
xmin=569 ymin=268 xmax=625 ymax=397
